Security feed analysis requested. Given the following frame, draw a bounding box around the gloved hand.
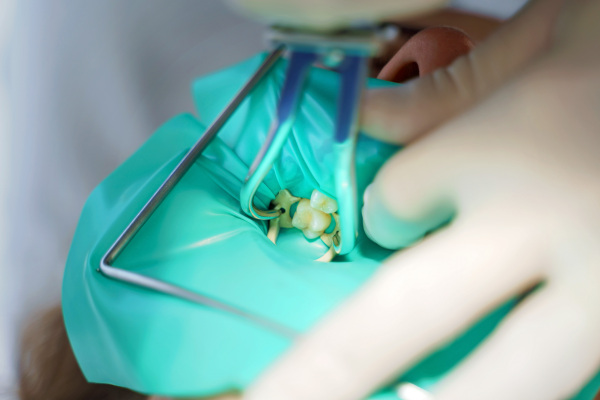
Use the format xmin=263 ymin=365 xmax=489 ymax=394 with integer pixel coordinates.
xmin=243 ymin=0 xmax=600 ymax=399
xmin=228 ymin=0 xmax=448 ymax=30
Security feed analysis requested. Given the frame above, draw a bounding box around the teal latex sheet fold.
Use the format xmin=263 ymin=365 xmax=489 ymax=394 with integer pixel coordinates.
xmin=62 ymin=52 xmax=600 ymax=399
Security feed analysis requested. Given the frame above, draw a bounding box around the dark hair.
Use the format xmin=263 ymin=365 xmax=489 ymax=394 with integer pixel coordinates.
xmin=18 ymin=305 xmax=146 ymax=400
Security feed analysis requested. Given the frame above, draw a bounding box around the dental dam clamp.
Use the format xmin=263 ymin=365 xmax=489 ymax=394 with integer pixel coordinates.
xmin=98 ymin=27 xmax=388 ymax=336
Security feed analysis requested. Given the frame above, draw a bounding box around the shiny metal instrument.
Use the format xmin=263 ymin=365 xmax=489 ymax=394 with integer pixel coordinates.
xmin=241 ymin=26 xmax=387 ymax=255
xmin=98 ymin=26 xmax=390 ymax=335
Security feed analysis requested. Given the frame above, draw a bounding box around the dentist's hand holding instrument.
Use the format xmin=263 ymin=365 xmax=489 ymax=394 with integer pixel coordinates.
xmin=232 ymin=0 xmax=600 ymax=399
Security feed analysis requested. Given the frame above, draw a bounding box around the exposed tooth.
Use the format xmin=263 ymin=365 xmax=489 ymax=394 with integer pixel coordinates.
xmin=310 ymin=190 xmax=338 ymax=214
xmin=268 ymin=188 xmax=341 ymax=261
xmin=271 ymin=189 xmax=300 ymax=229
xmin=292 ymin=198 xmax=331 ymax=239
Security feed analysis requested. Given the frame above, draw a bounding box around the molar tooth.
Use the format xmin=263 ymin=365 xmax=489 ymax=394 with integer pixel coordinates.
xmin=308 ymin=207 xmax=331 ymax=234
xmin=292 ymin=198 xmax=332 ymax=239
xmin=302 ymin=228 xmax=322 ymax=240
xmin=310 ymin=190 xmax=338 ymax=214
xmin=291 ymin=199 xmax=311 ymax=230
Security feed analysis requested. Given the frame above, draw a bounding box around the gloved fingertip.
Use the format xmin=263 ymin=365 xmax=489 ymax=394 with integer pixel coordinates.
xmin=362 ymin=183 xmax=425 ymax=250
xmin=361 ymin=88 xmax=413 ymax=144
xmin=243 ymin=384 xmax=302 ymax=400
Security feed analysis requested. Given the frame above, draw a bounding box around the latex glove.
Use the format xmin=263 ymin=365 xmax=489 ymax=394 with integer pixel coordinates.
xmin=243 ymin=0 xmax=600 ymax=399
xmin=228 ymin=0 xmax=447 ymax=31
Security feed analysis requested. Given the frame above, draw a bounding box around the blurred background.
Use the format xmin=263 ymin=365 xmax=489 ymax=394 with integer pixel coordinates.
xmin=0 ymin=1 xmax=526 ymax=399
xmin=0 ymin=2 xmax=264 ymax=398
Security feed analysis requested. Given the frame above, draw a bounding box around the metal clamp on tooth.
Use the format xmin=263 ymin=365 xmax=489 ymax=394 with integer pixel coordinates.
xmin=241 ymin=26 xmax=388 ymax=256
xmin=97 ymin=26 xmax=391 ymax=334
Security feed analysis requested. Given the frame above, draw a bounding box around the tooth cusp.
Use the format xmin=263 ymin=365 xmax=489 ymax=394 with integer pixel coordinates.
xmin=310 ymin=190 xmax=338 ymax=214
xmin=292 ymin=199 xmax=331 ymax=239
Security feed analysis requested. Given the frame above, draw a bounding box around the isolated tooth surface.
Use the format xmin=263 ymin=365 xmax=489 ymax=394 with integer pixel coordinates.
xmin=310 ymin=190 xmax=338 ymax=214
xmin=291 ymin=199 xmax=311 ymax=230
xmin=292 ymin=198 xmax=331 ymax=239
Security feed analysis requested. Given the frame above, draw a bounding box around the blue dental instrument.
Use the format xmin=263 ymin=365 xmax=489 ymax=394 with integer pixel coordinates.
xmin=242 ymin=27 xmax=383 ymax=256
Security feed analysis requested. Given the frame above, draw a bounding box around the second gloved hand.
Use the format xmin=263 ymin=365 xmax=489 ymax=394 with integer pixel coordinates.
xmin=242 ymin=0 xmax=600 ymax=399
